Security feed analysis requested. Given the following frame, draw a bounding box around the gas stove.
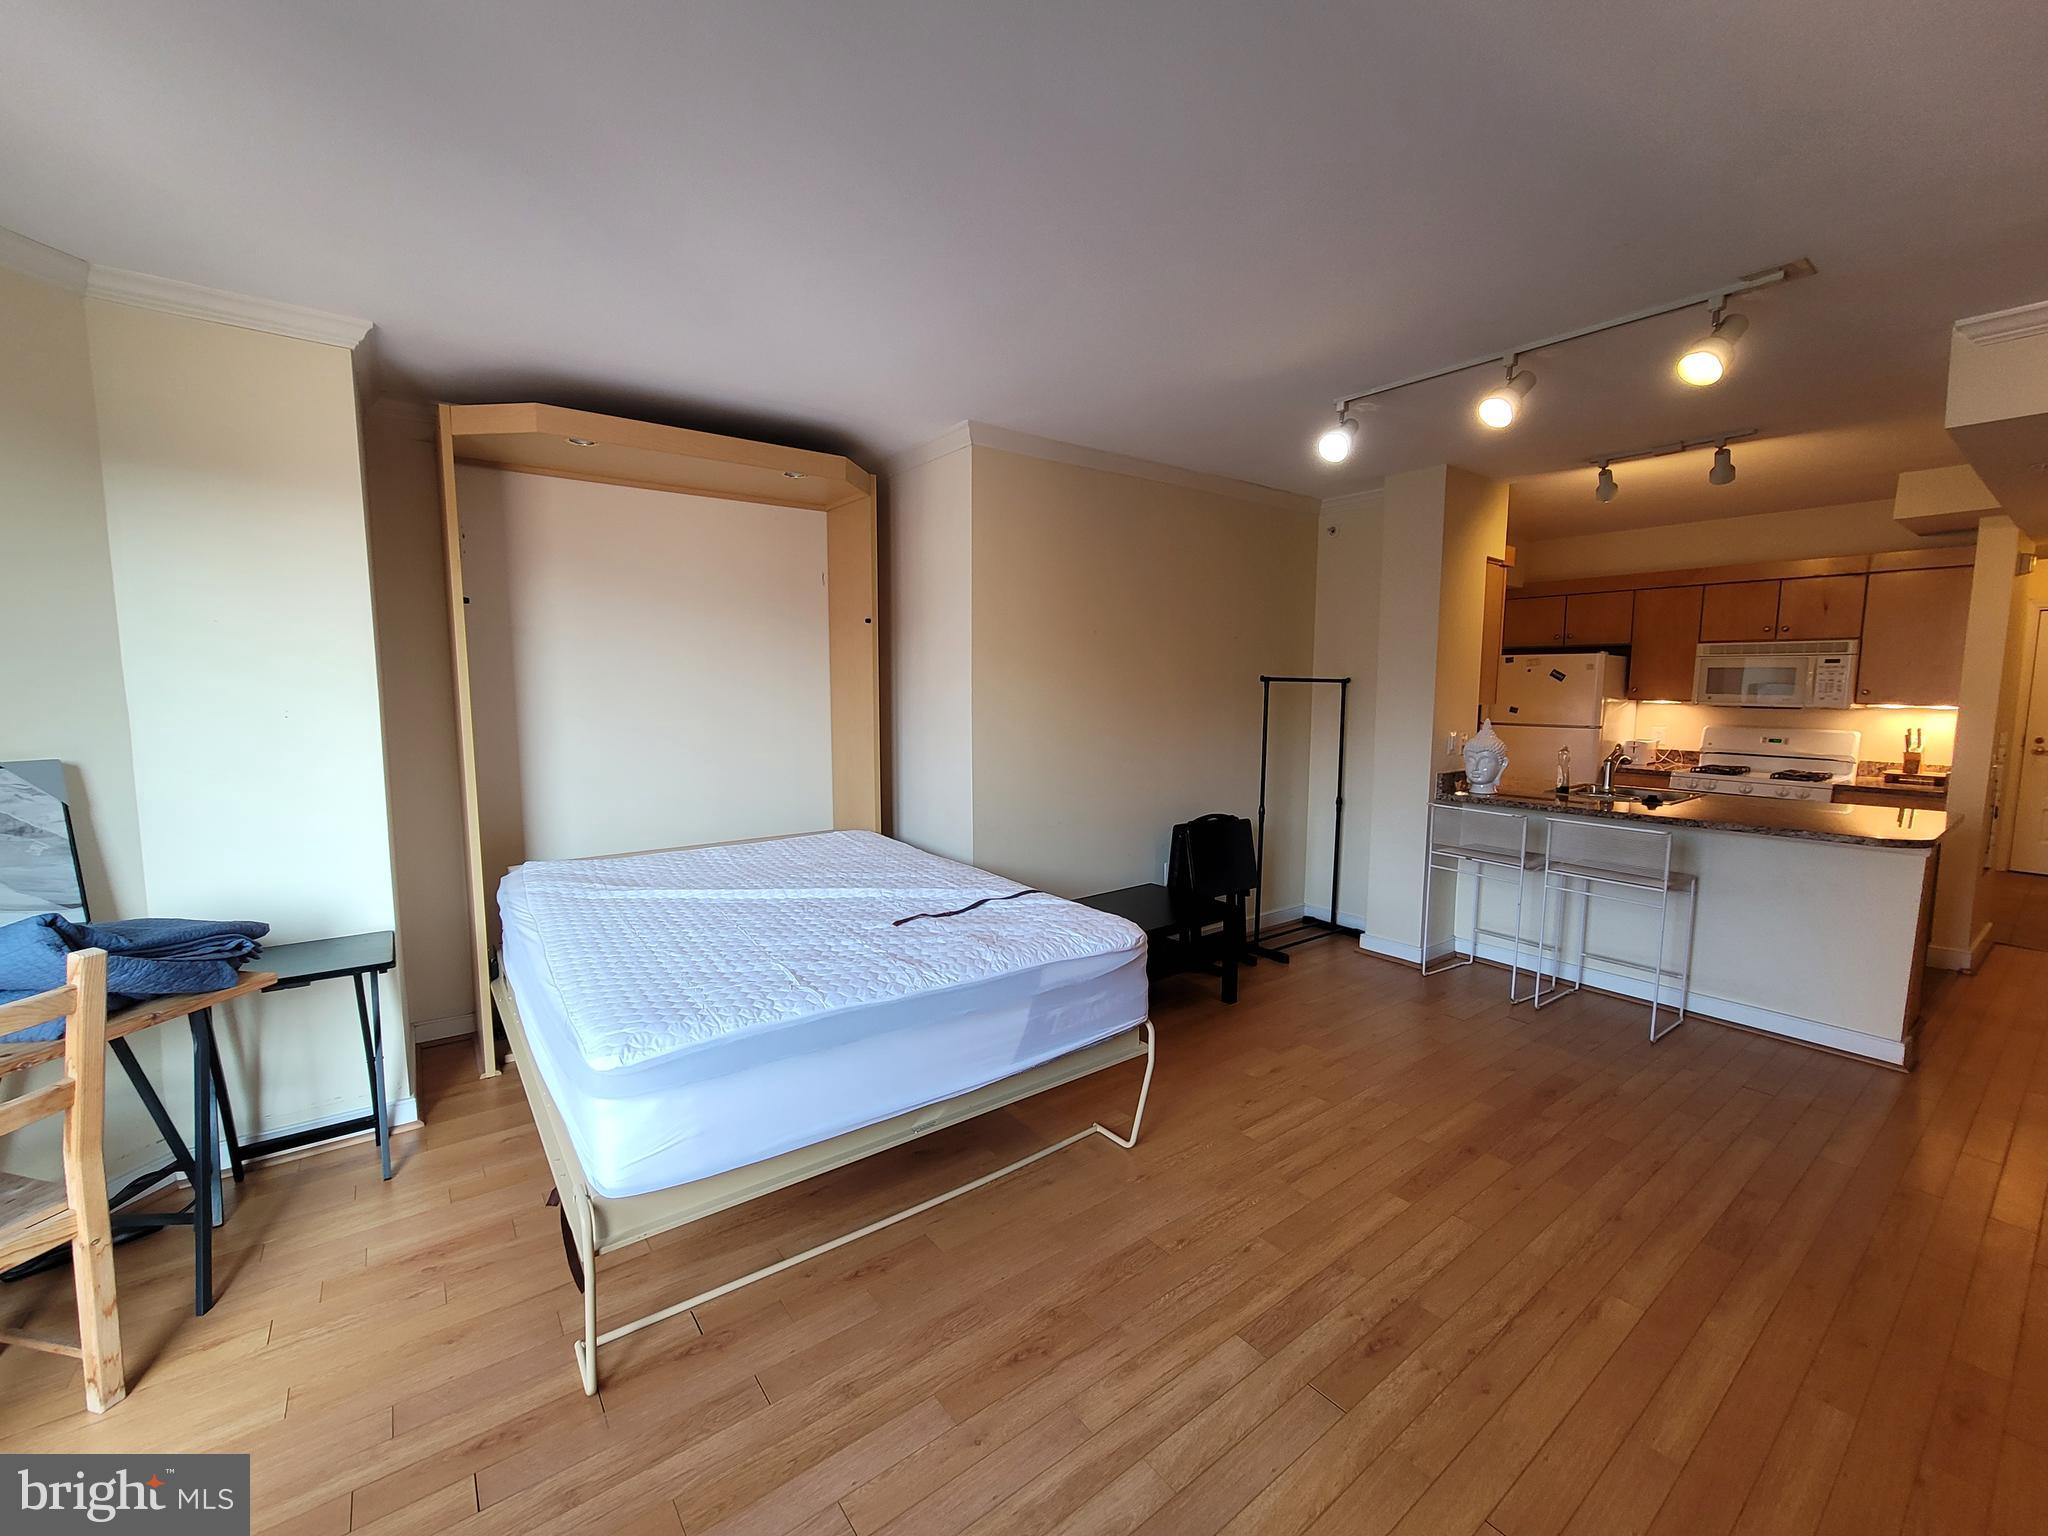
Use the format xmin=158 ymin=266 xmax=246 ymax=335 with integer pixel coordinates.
xmin=1668 ymin=726 xmax=1859 ymax=803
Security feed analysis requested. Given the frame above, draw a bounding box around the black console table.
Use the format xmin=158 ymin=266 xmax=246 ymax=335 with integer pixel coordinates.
xmin=256 ymin=931 xmax=397 ymax=1180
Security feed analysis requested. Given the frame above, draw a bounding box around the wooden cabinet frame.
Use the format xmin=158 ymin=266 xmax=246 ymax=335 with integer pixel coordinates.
xmin=436 ymin=403 xmax=881 ymax=1076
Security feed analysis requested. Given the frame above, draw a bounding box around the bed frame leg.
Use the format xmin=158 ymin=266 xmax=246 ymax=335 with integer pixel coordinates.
xmin=1090 ymin=1020 xmax=1154 ymax=1150
xmin=566 ymin=1187 xmax=599 ymax=1396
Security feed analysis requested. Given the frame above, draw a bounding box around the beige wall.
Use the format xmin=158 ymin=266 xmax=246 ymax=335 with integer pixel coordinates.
xmin=85 ymin=298 xmax=404 ymax=1150
xmin=1930 ymin=517 xmax=2024 ymax=964
xmin=362 ymin=407 xmax=473 ymax=1039
xmin=0 ymin=266 xmax=145 ymax=922
xmin=1304 ymin=491 xmax=1382 ymax=925
xmin=457 ymin=466 xmax=835 ymax=881
xmin=1513 ymin=498 xmax=1969 ymax=584
xmin=1348 ymin=466 xmax=1509 ymax=957
xmin=884 ymin=445 xmax=974 ymax=863
xmin=960 ymin=446 xmax=1319 ymax=904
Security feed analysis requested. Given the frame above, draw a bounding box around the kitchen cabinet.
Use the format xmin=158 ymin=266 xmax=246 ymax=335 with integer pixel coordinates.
xmin=1700 ymin=580 xmax=1782 ymax=642
xmin=1562 ymin=590 xmax=1634 ymax=646
xmin=1857 ymin=566 xmax=1972 ymax=706
xmin=1625 ymin=585 xmax=1704 ymax=701
xmin=1775 ymin=574 xmax=1867 ymax=639
xmin=1503 ymin=595 xmax=1567 ymax=651
xmin=1502 ymin=590 xmax=1632 ymax=650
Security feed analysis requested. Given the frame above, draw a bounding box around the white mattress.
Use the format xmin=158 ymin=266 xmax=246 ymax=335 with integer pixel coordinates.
xmin=498 ymin=830 xmax=1149 ymax=1197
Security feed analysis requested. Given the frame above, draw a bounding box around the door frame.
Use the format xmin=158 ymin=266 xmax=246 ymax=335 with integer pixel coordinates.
xmin=1998 ymin=601 xmax=2048 ymax=874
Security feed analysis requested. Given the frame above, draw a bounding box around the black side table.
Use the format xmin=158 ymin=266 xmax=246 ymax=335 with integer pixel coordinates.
xmin=255 ymin=931 xmax=398 ymax=1180
xmin=1079 ymin=883 xmax=1244 ymax=1004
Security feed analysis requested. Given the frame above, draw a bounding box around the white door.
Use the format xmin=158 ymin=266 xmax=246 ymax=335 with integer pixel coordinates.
xmin=2011 ymin=613 xmax=2048 ymax=875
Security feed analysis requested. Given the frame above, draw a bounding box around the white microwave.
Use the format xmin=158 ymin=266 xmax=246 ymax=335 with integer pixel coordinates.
xmin=1692 ymin=640 xmax=1858 ymax=708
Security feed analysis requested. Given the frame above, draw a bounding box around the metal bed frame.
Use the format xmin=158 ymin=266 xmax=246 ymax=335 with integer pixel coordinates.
xmin=492 ymin=974 xmax=1155 ymax=1395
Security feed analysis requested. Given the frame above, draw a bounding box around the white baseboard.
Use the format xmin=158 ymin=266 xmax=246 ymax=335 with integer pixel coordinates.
xmin=1359 ymin=932 xmax=1424 ymax=965
xmin=105 ymin=1096 xmax=422 ymax=1203
xmin=1362 ymin=929 xmax=1908 ymax=1068
xmin=411 ymin=1011 xmax=477 ymax=1044
xmin=1298 ymin=903 xmax=1368 ymax=931
xmin=1926 ymin=921 xmax=1994 ymax=973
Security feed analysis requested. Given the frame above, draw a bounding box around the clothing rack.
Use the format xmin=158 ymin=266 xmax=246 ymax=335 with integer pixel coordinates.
xmin=1252 ymin=674 xmax=1360 ymax=963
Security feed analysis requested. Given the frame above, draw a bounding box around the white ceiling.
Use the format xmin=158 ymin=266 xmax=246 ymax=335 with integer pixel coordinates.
xmin=4 ymin=1 xmax=2046 ymax=540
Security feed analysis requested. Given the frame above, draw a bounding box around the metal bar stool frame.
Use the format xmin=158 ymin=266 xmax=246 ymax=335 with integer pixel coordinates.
xmin=1420 ymin=804 xmax=1542 ymax=1002
xmin=1531 ymin=819 xmax=1698 ymax=1042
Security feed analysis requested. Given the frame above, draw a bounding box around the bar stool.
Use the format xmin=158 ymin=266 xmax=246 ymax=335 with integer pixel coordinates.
xmin=1421 ymin=803 xmax=1542 ymax=1000
xmin=1532 ymin=818 xmax=1696 ymax=1041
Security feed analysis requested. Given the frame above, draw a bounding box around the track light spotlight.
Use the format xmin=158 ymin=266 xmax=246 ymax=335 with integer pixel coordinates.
xmin=1315 ymin=414 xmax=1360 ymax=463
xmin=1677 ymin=311 xmax=1749 ymax=387
xmin=1475 ymin=364 xmax=1536 ymax=429
xmin=1594 ymin=463 xmax=1618 ymax=503
xmin=1708 ymin=443 xmax=1736 ymax=485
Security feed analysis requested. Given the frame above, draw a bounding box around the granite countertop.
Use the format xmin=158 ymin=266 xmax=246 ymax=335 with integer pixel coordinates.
xmin=1437 ymin=787 xmax=1951 ymax=848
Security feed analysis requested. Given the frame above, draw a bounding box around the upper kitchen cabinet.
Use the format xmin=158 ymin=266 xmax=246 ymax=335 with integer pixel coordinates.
xmin=1700 ymin=580 xmax=1782 ymax=642
xmin=1502 ymin=590 xmax=1633 ymax=650
xmin=1502 ymin=595 xmax=1567 ymax=650
xmin=1562 ymin=590 xmax=1634 ymax=646
xmin=1857 ymin=566 xmax=1972 ymax=706
xmin=1775 ymin=574 xmax=1867 ymax=639
xmin=1625 ymin=585 xmax=1704 ymax=701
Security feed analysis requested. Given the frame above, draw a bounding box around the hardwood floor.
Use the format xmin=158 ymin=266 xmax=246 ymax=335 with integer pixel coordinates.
xmin=1984 ymin=870 xmax=2048 ymax=953
xmin=3 ymin=939 xmax=2045 ymax=1536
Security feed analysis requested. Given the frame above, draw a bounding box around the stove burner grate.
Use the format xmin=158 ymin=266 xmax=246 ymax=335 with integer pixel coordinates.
xmin=1692 ymin=763 xmax=1752 ymax=776
xmin=1769 ymin=769 xmax=1833 ymax=783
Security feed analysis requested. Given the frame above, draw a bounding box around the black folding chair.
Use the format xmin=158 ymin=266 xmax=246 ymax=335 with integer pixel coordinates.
xmin=1166 ymin=814 xmax=1259 ymax=1003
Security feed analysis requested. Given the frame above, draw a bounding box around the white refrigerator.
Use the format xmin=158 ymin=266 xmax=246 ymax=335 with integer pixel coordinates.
xmin=1490 ymin=652 xmax=1636 ymax=793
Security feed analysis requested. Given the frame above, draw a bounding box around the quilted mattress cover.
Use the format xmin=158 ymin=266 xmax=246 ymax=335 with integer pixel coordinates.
xmin=497 ymin=830 xmax=1150 ymax=1194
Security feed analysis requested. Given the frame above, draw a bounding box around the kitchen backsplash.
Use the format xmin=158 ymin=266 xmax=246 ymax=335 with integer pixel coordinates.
xmin=1627 ymin=702 xmax=1958 ymax=767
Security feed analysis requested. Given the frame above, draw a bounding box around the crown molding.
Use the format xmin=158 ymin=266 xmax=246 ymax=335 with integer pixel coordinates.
xmin=1318 ymin=487 xmax=1384 ymax=516
xmin=0 ymin=225 xmax=89 ymax=291
xmin=1955 ymin=299 xmax=2048 ymax=346
xmin=883 ymin=422 xmax=973 ymax=477
xmin=961 ymin=420 xmax=1315 ymax=513
xmin=883 ymin=420 xmax=1315 ymax=512
xmin=85 ymin=266 xmax=373 ymax=349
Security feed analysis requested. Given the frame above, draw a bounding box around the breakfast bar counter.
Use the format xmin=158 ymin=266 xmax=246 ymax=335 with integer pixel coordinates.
xmin=1423 ymin=785 xmax=1950 ymax=1067
xmin=1435 ymin=787 xmax=1950 ymax=848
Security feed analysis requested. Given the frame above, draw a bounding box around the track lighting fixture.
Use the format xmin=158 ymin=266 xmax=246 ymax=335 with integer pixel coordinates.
xmin=1313 ymin=259 xmax=1811 ymax=463
xmin=1587 ymin=428 xmax=1758 ymax=502
xmin=1676 ymin=310 xmax=1749 ymax=387
xmin=1475 ymin=363 xmax=1536 ymax=430
xmin=1315 ymin=414 xmax=1360 ymax=463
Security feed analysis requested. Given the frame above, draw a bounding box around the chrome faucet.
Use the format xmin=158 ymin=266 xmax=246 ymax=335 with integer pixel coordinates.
xmin=1598 ymin=745 xmax=1632 ymax=795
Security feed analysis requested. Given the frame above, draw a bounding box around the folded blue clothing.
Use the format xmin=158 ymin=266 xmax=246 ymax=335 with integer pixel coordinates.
xmin=0 ymin=913 xmax=269 ymax=1043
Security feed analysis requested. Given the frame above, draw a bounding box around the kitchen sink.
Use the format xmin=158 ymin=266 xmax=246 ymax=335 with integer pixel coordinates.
xmin=1568 ymin=786 xmax=1695 ymax=808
